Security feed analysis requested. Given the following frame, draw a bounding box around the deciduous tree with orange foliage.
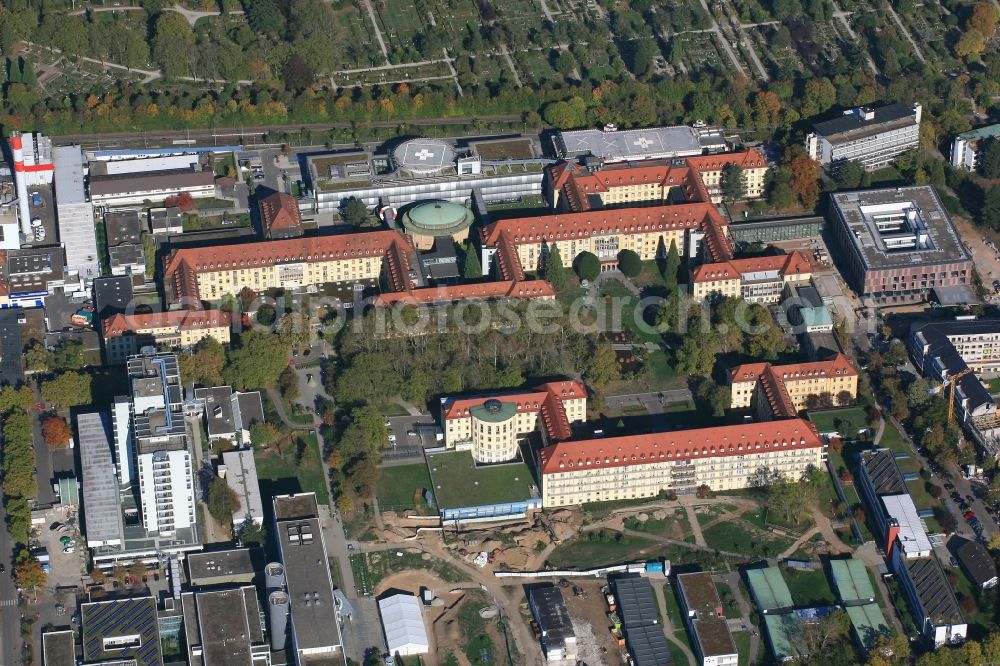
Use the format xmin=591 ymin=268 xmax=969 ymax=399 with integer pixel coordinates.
xmin=42 ymin=415 xmax=72 ymax=448
xmin=14 ymin=551 xmax=46 ymax=592
xmin=789 ymin=153 xmax=822 ymax=209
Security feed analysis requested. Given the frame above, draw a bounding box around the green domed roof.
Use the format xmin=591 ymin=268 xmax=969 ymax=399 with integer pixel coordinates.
xmin=402 ymin=201 xmax=475 ymax=236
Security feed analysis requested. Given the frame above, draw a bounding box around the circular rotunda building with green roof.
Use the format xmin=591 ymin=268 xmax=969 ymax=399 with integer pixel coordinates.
xmin=399 ymin=200 xmax=475 ymax=249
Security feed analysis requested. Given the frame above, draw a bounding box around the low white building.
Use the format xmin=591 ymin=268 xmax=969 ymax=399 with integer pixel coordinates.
xmin=220 ymin=449 xmax=264 ymax=527
xmin=378 ymin=594 xmax=429 ymax=657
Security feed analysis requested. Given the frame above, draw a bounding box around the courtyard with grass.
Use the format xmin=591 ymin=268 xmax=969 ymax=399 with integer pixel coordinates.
xmin=426 ymin=450 xmax=538 ymax=511
xmin=377 ymin=463 xmax=435 ymax=514
xmin=253 ymin=431 xmax=329 ymax=507
xmin=808 ymin=406 xmax=871 ymax=437
xmin=780 ymin=566 xmax=837 ymax=607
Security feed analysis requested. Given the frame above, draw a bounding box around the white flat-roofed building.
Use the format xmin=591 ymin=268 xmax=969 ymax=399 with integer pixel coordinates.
xmin=53 ymin=145 xmax=99 ymax=284
xmin=881 ymin=493 xmax=932 ymax=559
xmin=221 ymin=449 xmax=265 ymax=527
xmin=555 ymin=124 xmax=727 ymax=162
xmin=89 ymin=168 xmax=216 ymax=207
xmin=94 ymin=154 xmax=200 ymax=176
xmin=951 ymin=124 xmax=1000 ymax=171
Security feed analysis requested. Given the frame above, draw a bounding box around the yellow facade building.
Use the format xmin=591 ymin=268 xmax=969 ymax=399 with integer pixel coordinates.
xmin=164 ymin=230 xmax=414 ymax=303
xmin=442 ymin=381 xmax=586 ymax=463
xmin=546 ymin=148 xmax=768 ymax=210
xmin=729 ymin=354 xmax=859 ymax=419
xmin=482 ymin=203 xmax=733 ymax=276
xmin=689 ymin=252 xmax=813 ymax=304
xmin=102 ymin=310 xmax=232 ymax=364
xmin=538 ymin=418 xmax=824 ymax=507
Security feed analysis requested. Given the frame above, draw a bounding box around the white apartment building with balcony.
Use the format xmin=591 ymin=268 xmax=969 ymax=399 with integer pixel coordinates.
xmin=806 ymin=104 xmax=921 ymax=171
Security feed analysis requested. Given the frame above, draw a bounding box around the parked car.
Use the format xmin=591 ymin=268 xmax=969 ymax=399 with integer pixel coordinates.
xmin=964 ymin=511 xmax=977 ymax=520
xmin=59 ymin=536 xmax=73 ymax=546
xmin=31 ymin=191 xmax=41 ymax=207
xmin=62 ymin=545 xmax=75 ymax=554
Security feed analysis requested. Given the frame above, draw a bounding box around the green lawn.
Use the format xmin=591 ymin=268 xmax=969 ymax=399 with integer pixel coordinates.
xmin=740 ymin=508 xmax=812 ymax=533
xmin=349 ymin=549 xmax=467 ymax=595
xmin=458 ymin=591 xmax=498 ymax=666
xmin=715 ymin=582 xmax=741 ymax=619
xmin=733 ymin=629 xmax=752 ymax=666
xmin=780 ymin=567 xmax=837 ymax=607
xmin=547 ymin=531 xmax=656 ymax=569
xmin=807 ymin=406 xmax=871 ymax=437
xmin=878 ymin=420 xmax=909 ymax=453
xmin=379 ymin=402 xmax=411 ymax=417
xmin=377 ymin=463 xmax=434 ymax=513
xmin=427 ymin=450 xmax=536 ymax=509
xmin=253 ymin=432 xmax=329 ymax=506
xmin=702 ymin=521 xmax=794 ymax=558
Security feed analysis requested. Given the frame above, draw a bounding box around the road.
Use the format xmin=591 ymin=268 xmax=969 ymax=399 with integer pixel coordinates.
xmin=0 ymin=497 xmax=21 ymax=666
xmin=49 ymin=115 xmax=525 ymax=149
xmin=884 ymin=412 xmax=998 ymax=541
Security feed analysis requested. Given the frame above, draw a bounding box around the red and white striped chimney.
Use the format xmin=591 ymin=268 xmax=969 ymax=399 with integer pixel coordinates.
xmin=9 ymin=131 xmax=32 ymax=237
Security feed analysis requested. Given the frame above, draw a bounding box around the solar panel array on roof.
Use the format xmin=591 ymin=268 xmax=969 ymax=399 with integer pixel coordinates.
xmin=862 ymin=449 xmax=906 ymax=496
xmin=81 ymin=597 xmax=162 ymax=666
xmin=614 ymin=575 xmax=661 ymax=627
xmin=907 ymin=558 xmax=964 ymax=626
xmin=612 ymin=576 xmax=673 ymax=666
xmin=625 ymin=624 xmax=673 ymax=666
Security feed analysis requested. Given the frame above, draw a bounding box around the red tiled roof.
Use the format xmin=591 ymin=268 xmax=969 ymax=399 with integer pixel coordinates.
xmin=495 ymin=231 xmax=525 ymax=282
xmin=690 ymin=251 xmax=811 ymax=283
xmin=685 ymin=148 xmax=767 ymax=172
xmin=373 ymin=279 xmax=555 ymax=306
xmin=730 ymin=354 xmax=857 ymax=384
xmin=102 ymin=309 xmax=231 ymax=339
xmin=538 ymin=418 xmax=821 ymax=475
xmin=442 ymin=379 xmax=584 ymax=441
xmin=258 ymin=192 xmax=302 ymax=234
xmin=481 ymin=203 xmax=726 ymax=248
xmin=443 ymin=391 xmax=550 ymax=421
xmin=164 ymin=230 xmax=412 ymax=278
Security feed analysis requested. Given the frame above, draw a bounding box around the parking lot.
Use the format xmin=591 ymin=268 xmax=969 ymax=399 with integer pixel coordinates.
xmin=35 ymin=506 xmax=85 ymax=588
xmin=383 ymin=414 xmax=441 ymax=461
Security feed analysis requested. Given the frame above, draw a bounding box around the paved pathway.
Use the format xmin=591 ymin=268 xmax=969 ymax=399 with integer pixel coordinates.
xmin=694 ymin=0 xmax=748 ymax=77
xmin=652 ymin=581 xmax=698 ymax=666
xmin=777 ymin=509 xmax=852 ymax=559
xmin=361 ymin=0 xmax=391 ymax=64
xmin=719 ymin=571 xmax=760 ymax=664
xmin=684 ymin=504 xmax=707 ymax=547
xmin=831 ymin=7 xmax=880 ymax=75
xmin=883 ymin=1 xmax=926 ymax=63
xmin=443 ymin=47 xmax=464 ymax=96
xmin=499 ymin=45 xmax=523 ymax=88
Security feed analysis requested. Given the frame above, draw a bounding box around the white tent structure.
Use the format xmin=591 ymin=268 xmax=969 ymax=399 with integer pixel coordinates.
xmin=378 ymin=594 xmax=430 ymax=656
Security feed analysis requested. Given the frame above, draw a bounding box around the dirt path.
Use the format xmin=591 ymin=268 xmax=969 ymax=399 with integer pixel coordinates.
xmin=360 ymin=537 xmax=542 ymax=665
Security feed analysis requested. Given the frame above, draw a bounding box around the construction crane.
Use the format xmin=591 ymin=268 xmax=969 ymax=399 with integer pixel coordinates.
xmin=945 ymin=367 xmax=975 ymax=425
